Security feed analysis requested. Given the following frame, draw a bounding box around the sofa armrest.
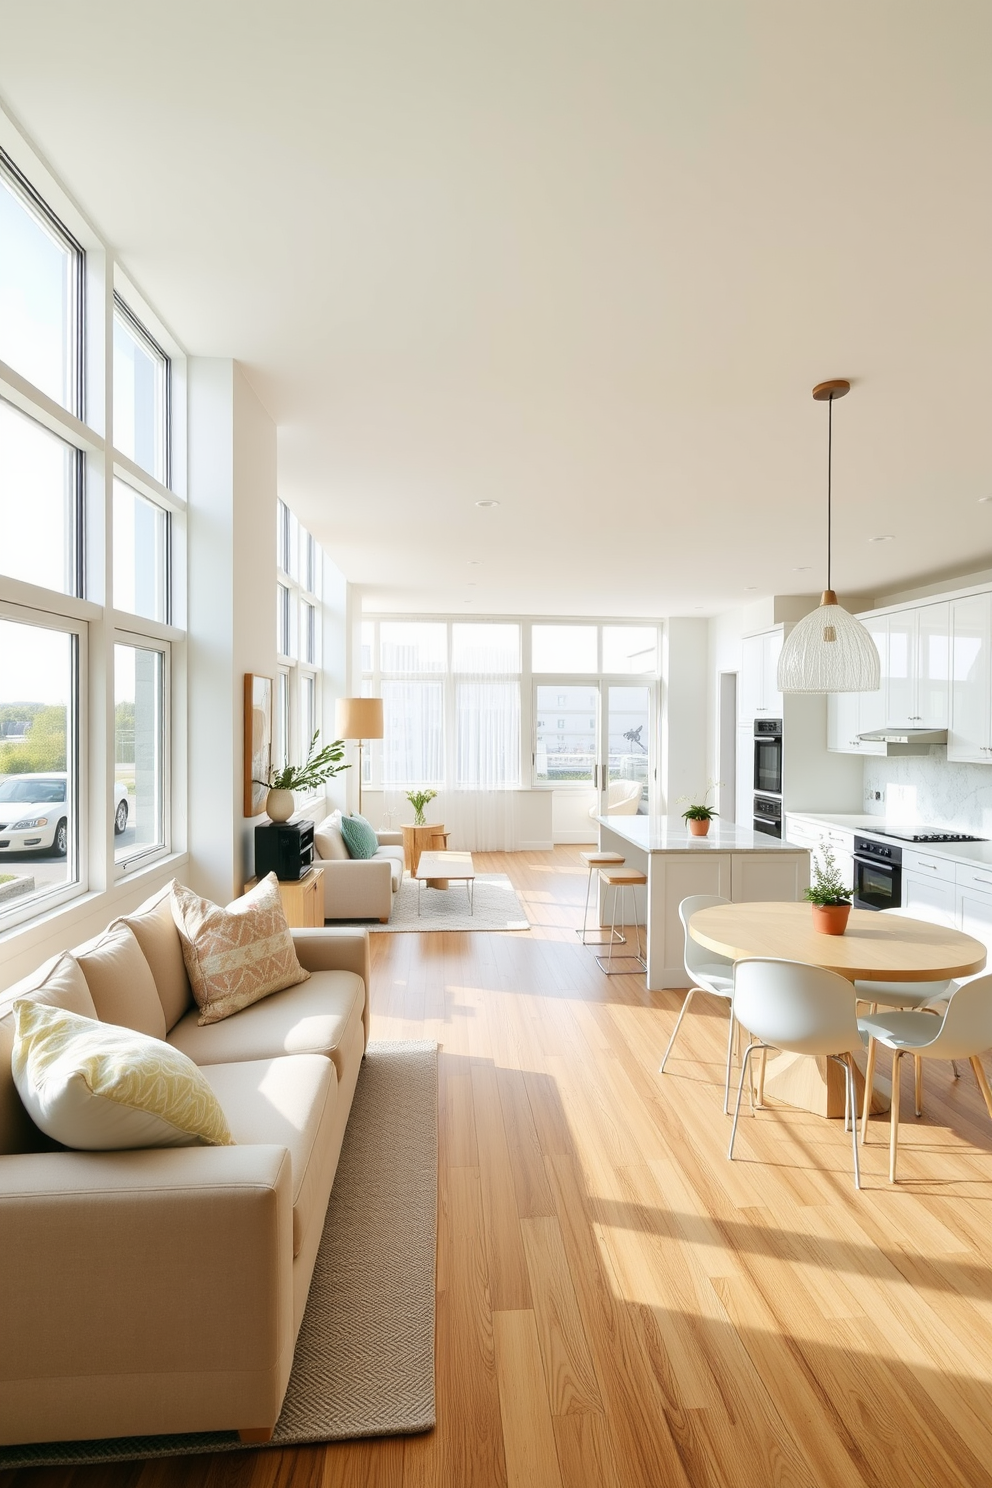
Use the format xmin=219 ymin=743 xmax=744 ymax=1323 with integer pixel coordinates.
xmin=292 ymin=926 xmax=370 ymax=1044
xmin=376 ymin=830 xmax=403 ymax=846
xmin=0 ymin=1145 xmax=294 ymax=1440
xmin=315 ymin=857 xmax=392 ymax=923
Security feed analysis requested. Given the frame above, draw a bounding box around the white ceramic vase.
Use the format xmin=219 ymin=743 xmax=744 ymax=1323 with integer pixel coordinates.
xmin=266 ymin=787 xmax=295 ymax=823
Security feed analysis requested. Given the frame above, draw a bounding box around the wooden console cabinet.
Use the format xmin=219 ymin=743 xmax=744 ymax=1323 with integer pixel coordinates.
xmin=244 ymin=865 xmax=324 ymax=927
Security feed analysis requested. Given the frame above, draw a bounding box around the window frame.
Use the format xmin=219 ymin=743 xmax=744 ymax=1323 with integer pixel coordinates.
xmin=112 ymin=628 xmax=171 ymax=877
xmin=112 ymin=292 xmax=172 ymax=491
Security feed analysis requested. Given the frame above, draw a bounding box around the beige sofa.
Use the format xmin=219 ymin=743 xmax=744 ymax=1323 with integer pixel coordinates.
xmin=314 ymin=812 xmax=405 ymax=922
xmin=0 ymin=882 xmax=370 ymax=1448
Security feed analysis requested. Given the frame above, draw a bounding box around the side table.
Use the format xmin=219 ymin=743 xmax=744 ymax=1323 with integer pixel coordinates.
xmin=244 ymin=865 xmax=324 ymax=928
xmin=401 ymin=823 xmax=451 ymax=886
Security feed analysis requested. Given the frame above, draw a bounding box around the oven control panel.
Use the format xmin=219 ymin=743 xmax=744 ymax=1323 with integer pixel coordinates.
xmin=854 ymin=836 xmax=902 ymax=864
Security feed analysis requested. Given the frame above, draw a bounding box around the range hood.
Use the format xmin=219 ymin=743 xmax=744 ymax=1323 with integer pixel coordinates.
xmin=857 ymin=727 xmax=947 ymax=754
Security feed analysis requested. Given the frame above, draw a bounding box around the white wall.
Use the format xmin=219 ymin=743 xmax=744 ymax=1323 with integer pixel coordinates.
xmin=188 ymin=359 xmax=279 ymax=903
xmin=661 ymin=618 xmax=709 ymax=811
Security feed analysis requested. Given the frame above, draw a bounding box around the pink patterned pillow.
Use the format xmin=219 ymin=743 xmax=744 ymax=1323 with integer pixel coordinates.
xmin=171 ymin=874 xmax=310 ymax=1026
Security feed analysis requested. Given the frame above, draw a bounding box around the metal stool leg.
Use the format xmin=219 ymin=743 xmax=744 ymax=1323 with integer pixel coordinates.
xmin=577 ymin=862 xmax=625 ymax=947
xmin=596 ymin=880 xmax=647 ymax=976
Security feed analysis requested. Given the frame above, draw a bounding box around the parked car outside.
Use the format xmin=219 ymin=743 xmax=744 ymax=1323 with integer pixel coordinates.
xmin=0 ymin=773 xmax=129 ymax=856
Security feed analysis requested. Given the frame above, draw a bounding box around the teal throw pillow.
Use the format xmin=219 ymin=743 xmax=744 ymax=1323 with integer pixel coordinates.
xmin=340 ymin=813 xmax=379 ymax=860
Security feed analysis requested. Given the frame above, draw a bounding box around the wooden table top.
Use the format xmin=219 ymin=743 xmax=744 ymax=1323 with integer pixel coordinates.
xmin=689 ymin=901 xmax=988 ymax=983
xmin=415 ymin=850 xmax=475 ymax=882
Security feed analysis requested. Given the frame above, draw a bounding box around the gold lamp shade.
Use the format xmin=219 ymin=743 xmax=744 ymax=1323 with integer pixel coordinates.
xmin=335 ymin=698 xmax=384 ymax=816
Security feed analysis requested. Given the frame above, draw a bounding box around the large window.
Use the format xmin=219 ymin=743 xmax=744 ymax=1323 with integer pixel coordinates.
xmin=0 ymin=141 xmax=183 ymax=932
xmin=275 ymin=499 xmax=321 ymax=785
xmin=0 ymin=150 xmax=82 ymax=414
xmin=113 ymin=297 xmax=170 ymax=485
xmin=362 ymin=618 xmax=658 ymax=802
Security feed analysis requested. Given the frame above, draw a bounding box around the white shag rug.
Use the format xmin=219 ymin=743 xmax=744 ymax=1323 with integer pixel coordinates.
xmin=357 ymin=872 xmax=530 ymax=932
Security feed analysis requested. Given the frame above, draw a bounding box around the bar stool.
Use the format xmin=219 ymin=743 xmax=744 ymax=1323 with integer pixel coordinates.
xmin=596 ymin=866 xmax=648 ymax=975
xmin=577 ymin=850 xmax=627 ymax=946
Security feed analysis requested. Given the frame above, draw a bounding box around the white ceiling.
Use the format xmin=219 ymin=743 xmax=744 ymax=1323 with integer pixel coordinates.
xmin=2 ymin=2 xmax=991 ymax=617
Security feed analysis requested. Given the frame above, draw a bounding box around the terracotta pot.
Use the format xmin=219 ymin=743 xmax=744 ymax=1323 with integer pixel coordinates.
xmin=687 ymin=817 xmax=711 ymax=837
xmin=811 ymin=902 xmax=851 ymax=936
xmin=265 ymin=787 xmax=295 ymax=823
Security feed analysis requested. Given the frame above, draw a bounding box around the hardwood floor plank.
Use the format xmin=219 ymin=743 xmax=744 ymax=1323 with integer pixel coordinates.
xmin=519 ymin=1215 xmax=604 ymax=1416
xmin=493 ymin=1311 xmax=564 ymax=1488
xmin=471 ymin=1063 xmax=533 ymax=1311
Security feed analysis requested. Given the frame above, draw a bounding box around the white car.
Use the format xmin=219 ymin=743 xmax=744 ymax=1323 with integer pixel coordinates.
xmin=0 ymin=773 xmax=129 ymax=856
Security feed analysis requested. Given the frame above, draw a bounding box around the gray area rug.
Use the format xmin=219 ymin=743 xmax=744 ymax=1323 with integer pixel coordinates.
xmin=363 ymin=872 xmax=530 ymax=932
xmin=0 ymin=1039 xmax=438 ymax=1470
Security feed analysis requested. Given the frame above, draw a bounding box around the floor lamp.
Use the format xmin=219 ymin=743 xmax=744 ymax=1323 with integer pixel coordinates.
xmin=335 ymin=698 xmax=384 ymax=818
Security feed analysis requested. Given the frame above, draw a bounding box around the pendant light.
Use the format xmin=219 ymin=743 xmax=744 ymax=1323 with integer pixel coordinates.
xmin=777 ymin=379 xmax=881 ymax=693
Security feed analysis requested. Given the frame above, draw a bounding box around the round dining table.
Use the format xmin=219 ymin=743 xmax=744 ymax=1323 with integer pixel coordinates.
xmin=688 ymin=901 xmax=988 ymax=1118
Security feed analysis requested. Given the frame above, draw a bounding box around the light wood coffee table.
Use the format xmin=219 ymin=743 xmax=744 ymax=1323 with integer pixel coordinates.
xmin=688 ymin=901 xmax=988 ymax=1118
xmin=415 ymin=851 xmax=475 ymax=915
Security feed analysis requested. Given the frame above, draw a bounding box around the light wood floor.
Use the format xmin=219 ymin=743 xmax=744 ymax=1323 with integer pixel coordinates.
xmin=9 ymin=846 xmax=992 ymax=1488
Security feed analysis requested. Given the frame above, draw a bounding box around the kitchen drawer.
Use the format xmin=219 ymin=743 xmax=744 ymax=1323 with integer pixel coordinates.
xmin=901 ymin=847 xmax=956 ymax=880
xmin=822 ymin=828 xmax=854 ymax=852
xmin=955 ymin=863 xmax=992 ymax=894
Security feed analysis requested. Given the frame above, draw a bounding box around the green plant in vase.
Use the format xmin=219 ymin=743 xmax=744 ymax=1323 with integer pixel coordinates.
xmin=406 ymin=788 xmax=438 ymax=826
xmin=256 ymin=731 xmax=349 ymax=822
xmin=804 ymin=844 xmax=853 ymax=934
xmin=677 ymin=784 xmax=720 ymax=836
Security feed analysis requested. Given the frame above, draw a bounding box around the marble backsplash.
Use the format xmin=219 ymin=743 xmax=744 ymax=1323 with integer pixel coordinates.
xmin=863 ymin=748 xmax=992 ymax=835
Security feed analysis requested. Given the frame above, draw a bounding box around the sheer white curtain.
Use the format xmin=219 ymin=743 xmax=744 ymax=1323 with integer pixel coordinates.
xmin=450 ymin=624 xmax=520 ymax=850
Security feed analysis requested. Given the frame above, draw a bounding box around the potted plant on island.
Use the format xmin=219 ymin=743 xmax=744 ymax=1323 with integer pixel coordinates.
xmin=406 ymin=788 xmax=438 ymax=826
xmin=679 ymin=786 xmax=719 ymax=837
xmin=805 ymin=844 xmax=853 ymax=935
xmin=256 ymin=731 xmax=350 ymax=822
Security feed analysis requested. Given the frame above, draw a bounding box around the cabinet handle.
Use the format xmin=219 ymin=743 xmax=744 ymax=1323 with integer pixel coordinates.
xmin=972 ymin=876 xmax=992 ymax=887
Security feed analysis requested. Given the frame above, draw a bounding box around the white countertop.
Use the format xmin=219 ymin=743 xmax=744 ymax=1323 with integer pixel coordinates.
xmin=598 ymin=815 xmax=809 ymax=854
xmin=787 ymin=811 xmax=992 ymax=869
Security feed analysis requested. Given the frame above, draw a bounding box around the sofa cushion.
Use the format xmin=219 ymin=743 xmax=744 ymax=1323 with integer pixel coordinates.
xmin=122 ymin=883 xmax=193 ymax=1031
xmin=167 ymin=969 xmax=365 ymax=1082
xmin=377 ymin=844 xmax=405 ymax=891
xmin=314 ymin=810 xmax=349 ymax=862
xmin=340 ymin=813 xmax=378 ymax=859
xmin=11 ymin=1001 xmax=233 ymax=1151
xmin=172 ymin=874 xmax=310 ymax=1026
xmin=76 ymin=922 xmax=167 ymax=1040
xmin=0 ymin=953 xmax=98 ymax=1156
xmin=201 ymin=1054 xmax=336 ymax=1257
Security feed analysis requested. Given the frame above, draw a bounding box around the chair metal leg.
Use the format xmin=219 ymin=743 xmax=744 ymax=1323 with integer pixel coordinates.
xmin=951 ymin=1060 xmax=961 ymax=1079
xmin=842 ymin=1054 xmax=861 ymax=1189
xmin=728 ymin=1043 xmax=761 ymax=1161
xmin=914 ymin=1054 xmax=923 ymax=1117
xmin=861 ymin=1036 xmax=878 ymax=1143
xmin=890 ymin=1049 xmax=902 ymax=1183
xmin=659 ymin=987 xmax=699 ymax=1073
xmin=577 ymin=866 xmax=625 ymax=946
xmin=723 ymin=1009 xmax=736 ymax=1115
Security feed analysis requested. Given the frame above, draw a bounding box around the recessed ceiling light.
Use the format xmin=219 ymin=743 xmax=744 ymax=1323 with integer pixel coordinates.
xmin=475 ymin=500 xmax=500 ymax=509
xmin=979 ymin=497 xmax=992 ymax=505
xmin=744 ymin=586 xmax=757 ymax=591
xmin=868 ymin=534 xmax=895 ymax=542
xmin=468 ymin=559 xmax=482 ymax=565
xmin=793 ymin=565 xmax=811 ymax=572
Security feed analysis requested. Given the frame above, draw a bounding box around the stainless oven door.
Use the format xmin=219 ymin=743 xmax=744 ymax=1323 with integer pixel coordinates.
xmin=853 ymin=855 xmax=902 ymax=912
xmin=753 ymin=735 xmax=783 ymax=795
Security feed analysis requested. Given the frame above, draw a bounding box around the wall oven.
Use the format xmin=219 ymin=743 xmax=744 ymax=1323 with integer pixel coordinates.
xmin=753 ymin=718 xmax=783 ymax=797
xmin=753 ymin=794 xmax=782 ymax=839
xmin=853 ymin=836 xmax=902 ymax=912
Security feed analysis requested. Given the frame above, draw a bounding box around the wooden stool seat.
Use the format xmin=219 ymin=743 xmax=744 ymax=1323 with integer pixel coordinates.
xmin=598 ymin=867 xmax=648 ymax=887
xmin=578 ymin=851 xmax=627 ymax=945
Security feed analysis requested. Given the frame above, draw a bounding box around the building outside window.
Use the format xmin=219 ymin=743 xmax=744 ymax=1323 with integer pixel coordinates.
xmin=275 ymin=499 xmax=322 ymax=784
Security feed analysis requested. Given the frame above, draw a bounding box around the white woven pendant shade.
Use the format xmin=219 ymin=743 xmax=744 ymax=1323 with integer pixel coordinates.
xmin=777 ymin=595 xmax=881 ymax=693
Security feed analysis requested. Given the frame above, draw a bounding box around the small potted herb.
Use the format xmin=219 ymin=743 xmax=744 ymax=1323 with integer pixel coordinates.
xmin=257 ymin=731 xmax=349 ymax=822
xmin=679 ymin=787 xmax=719 ymax=837
xmin=406 ymin=788 xmax=438 ymax=826
xmin=805 ymin=844 xmax=853 ymax=934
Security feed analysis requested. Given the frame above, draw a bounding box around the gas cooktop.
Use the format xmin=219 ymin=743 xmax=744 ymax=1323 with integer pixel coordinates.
xmin=873 ymin=828 xmax=987 ymax=844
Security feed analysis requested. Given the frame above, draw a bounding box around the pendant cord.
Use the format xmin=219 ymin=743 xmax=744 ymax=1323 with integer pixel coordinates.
xmin=827 ymin=392 xmax=833 ymax=594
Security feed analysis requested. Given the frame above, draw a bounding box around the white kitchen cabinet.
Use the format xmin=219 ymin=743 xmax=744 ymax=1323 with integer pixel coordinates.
xmin=825 ymin=615 xmax=886 ymax=754
xmin=784 ymin=818 xmax=853 ymax=890
xmin=901 ymin=870 xmax=957 ymax=928
xmin=740 ymin=629 xmax=783 ymax=722
xmin=886 ymin=602 xmax=949 ymax=730
xmin=732 ymin=851 xmax=810 ymax=902
xmin=949 ymin=592 xmax=992 ymax=763
xmin=957 ymin=885 xmax=992 ymax=970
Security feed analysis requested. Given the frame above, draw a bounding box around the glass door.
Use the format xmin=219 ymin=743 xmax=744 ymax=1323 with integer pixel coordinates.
xmin=605 ymin=684 xmax=650 ymax=814
xmin=534 ymin=683 xmax=599 ymax=785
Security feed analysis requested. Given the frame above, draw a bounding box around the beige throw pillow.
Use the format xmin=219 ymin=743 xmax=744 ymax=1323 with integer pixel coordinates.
xmin=172 ymin=874 xmax=310 ymax=1026
xmin=314 ymin=810 xmax=349 ymax=862
xmin=76 ymin=921 xmax=167 ymax=1040
xmin=123 ymin=882 xmax=193 ymax=1031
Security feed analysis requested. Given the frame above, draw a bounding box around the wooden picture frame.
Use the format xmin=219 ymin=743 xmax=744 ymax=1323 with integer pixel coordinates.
xmin=244 ymin=673 xmax=273 ymax=817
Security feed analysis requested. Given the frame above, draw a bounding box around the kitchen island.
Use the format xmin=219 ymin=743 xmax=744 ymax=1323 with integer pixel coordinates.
xmin=596 ymin=815 xmax=810 ymax=991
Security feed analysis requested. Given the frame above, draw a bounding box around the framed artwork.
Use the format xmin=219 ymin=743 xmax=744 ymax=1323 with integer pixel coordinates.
xmin=244 ymin=673 xmax=273 ymax=817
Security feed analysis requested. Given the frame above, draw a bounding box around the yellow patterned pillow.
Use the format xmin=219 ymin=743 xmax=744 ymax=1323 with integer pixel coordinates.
xmin=172 ymin=873 xmax=310 ymax=1026
xmin=10 ymin=1000 xmax=233 ymax=1149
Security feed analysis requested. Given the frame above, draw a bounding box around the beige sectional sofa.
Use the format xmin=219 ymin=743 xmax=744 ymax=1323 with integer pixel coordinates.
xmin=0 ymin=882 xmax=370 ymax=1448
xmin=314 ymin=812 xmax=405 ymax=922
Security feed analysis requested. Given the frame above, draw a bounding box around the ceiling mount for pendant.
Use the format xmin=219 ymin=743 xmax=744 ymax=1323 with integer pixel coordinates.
xmin=776 ymin=378 xmax=882 ymax=695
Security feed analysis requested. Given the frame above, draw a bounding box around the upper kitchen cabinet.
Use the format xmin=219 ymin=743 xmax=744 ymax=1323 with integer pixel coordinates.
xmin=949 ymin=592 xmax=992 ymax=762
xmin=740 ymin=629 xmax=783 ymax=723
xmin=886 ymin=602 xmax=949 ymax=730
xmin=826 ymin=614 xmax=886 ymax=754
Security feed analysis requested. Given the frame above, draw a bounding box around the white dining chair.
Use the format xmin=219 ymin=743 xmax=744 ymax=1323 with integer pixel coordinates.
xmin=729 ymin=958 xmax=866 ymax=1190
xmin=859 ymin=973 xmax=992 ymax=1181
xmin=660 ymin=895 xmax=736 ymax=1111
